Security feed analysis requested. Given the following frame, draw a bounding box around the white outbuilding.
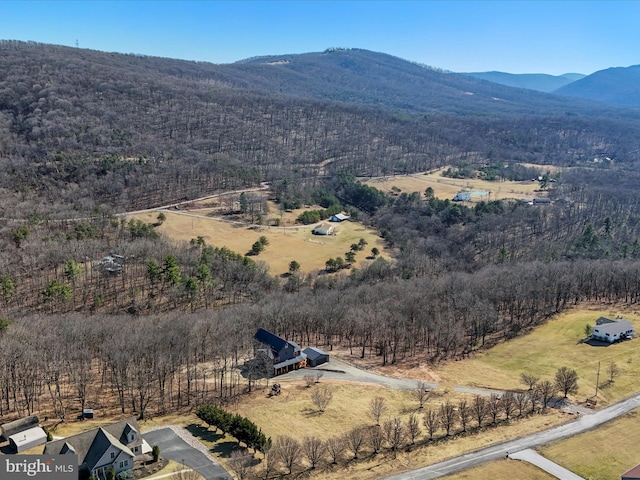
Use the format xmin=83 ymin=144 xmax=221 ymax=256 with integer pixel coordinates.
xmin=9 ymin=426 xmax=48 ymax=453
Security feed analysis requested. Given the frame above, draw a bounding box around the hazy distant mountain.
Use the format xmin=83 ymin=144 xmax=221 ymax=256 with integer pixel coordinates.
xmin=465 ymin=71 xmax=586 ymax=93
xmin=554 ymin=65 xmax=640 ymax=107
xmin=230 ymin=49 xmax=603 ymax=116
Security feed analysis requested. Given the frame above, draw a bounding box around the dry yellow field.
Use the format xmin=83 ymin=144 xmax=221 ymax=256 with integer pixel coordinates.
xmin=227 ymin=379 xmax=567 ymax=480
xmin=539 ymin=409 xmax=640 ymax=480
xmin=129 ymin=208 xmax=388 ymax=276
xmin=362 ymin=167 xmax=545 ymax=202
xmin=442 ymin=458 xmax=555 ymax=480
xmin=433 ymin=306 xmax=640 ymax=406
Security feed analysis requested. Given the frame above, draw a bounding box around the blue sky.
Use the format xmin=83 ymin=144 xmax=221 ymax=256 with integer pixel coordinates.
xmin=1 ymin=1 xmax=638 ymax=75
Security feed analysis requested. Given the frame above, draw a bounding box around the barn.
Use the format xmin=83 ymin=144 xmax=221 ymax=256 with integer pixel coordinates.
xmin=312 ymin=224 xmax=334 ymax=235
xmin=0 ymin=415 xmax=40 ymax=441
xmin=303 ymin=347 xmax=329 ymax=367
xmin=9 ymin=426 xmax=47 ymax=453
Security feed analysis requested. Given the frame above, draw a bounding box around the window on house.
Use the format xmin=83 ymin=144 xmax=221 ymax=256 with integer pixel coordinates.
xmin=131 ymin=433 xmax=135 ymax=441
xmin=111 ymin=452 xmax=115 ymax=459
xmin=119 ymin=461 xmax=123 ymax=468
xmin=124 ymin=460 xmax=128 ymax=467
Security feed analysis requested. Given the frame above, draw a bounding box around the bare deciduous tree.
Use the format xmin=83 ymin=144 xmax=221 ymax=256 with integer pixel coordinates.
xmin=367 ymin=426 xmax=385 ymax=454
xmin=423 ymin=408 xmax=440 ymax=439
xmin=325 ymin=436 xmax=344 ymax=464
xmin=383 ymin=417 xmax=406 ymax=457
xmin=345 ymin=426 xmax=367 ymax=459
xmin=273 ymin=436 xmax=301 ymax=475
xmin=301 ymin=436 xmax=325 ymax=469
xmin=439 ymin=402 xmax=457 ymax=436
xmin=501 ymin=391 xmax=517 ymax=420
xmin=515 ymin=391 xmax=528 ymax=417
xmin=411 ymin=380 xmax=431 ymax=409
xmin=473 ymin=395 xmax=488 ymax=428
xmin=554 ymin=367 xmax=578 ymax=398
xmin=303 ymin=374 xmax=315 ymax=388
xmin=369 ymin=396 xmax=387 ymax=426
xmin=520 ymin=372 xmax=539 ymax=391
xmin=458 ymin=399 xmax=472 ymax=432
xmin=406 ymin=413 xmax=421 ymax=445
xmin=226 ymin=450 xmax=253 ymax=480
xmin=487 ymin=394 xmax=502 ymax=424
xmin=536 ymin=380 xmax=557 ymax=411
xmin=311 ymin=385 xmax=333 ymax=412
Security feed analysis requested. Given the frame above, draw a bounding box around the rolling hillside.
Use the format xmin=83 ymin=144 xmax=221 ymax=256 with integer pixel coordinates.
xmin=466 ymin=71 xmax=585 ymax=93
xmin=555 ymin=64 xmax=640 ymax=107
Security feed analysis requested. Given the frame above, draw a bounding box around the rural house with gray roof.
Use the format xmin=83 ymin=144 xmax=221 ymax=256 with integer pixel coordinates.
xmin=592 ymin=317 xmax=635 ymax=343
xmin=43 ymin=417 xmax=151 ymax=480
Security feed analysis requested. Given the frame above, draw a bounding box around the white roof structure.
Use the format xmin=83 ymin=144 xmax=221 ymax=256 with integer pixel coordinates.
xmin=330 ymin=213 xmax=350 ymax=222
xmin=9 ymin=426 xmax=47 ymax=453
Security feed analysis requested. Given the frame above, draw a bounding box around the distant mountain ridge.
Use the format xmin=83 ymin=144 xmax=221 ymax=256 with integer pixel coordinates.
xmin=226 ymin=48 xmax=615 ymax=117
xmin=554 ymin=64 xmax=640 ymax=107
xmin=466 ymin=71 xmax=585 ymax=93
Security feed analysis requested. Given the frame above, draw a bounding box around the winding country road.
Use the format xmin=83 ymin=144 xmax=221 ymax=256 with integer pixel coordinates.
xmin=384 ymin=392 xmax=640 ymax=479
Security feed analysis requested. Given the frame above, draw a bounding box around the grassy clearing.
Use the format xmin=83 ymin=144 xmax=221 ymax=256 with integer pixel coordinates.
xmin=362 ymin=167 xmax=545 ymax=202
xmin=434 ymin=306 xmax=640 ymax=406
xmin=130 ymin=208 xmax=388 ymax=276
xmin=538 ymin=409 xmax=640 ymax=480
xmin=442 ymin=458 xmax=555 ymax=480
xmin=223 ymin=379 xmax=567 ymax=479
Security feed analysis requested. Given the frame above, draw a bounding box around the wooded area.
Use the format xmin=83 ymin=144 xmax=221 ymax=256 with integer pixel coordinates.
xmin=2 ymin=41 xmax=640 ymax=423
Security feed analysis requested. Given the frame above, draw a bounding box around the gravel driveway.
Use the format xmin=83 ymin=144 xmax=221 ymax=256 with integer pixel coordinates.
xmin=144 ymin=427 xmax=231 ymax=480
xmin=277 ymin=358 xmax=438 ymax=390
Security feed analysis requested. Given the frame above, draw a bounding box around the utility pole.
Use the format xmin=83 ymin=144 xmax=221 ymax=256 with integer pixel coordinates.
xmin=595 ymin=360 xmax=601 ymax=398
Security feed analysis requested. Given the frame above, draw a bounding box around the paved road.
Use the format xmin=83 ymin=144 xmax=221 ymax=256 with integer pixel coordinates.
xmin=144 ymin=428 xmax=231 ymax=480
xmin=510 ymin=449 xmax=584 ymax=480
xmin=384 ymin=392 xmax=640 ymax=479
xmin=277 ymin=358 xmax=437 ymax=391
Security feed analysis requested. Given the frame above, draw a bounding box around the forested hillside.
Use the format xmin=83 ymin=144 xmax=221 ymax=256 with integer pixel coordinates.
xmin=2 ymin=40 xmax=640 ymax=422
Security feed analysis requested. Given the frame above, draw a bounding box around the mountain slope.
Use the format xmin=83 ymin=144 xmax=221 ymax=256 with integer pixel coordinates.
xmin=226 ymin=48 xmax=605 ymax=116
xmin=466 ymin=71 xmax=585 ymax=93
xmin=555 ymin=65 xmax=640 ymax=107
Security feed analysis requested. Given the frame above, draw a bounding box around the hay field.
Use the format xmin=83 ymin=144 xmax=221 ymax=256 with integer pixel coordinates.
xmin=129 ymin=209 xmax=388 ymax=276
xmin=442 ymin=458 xmax=555 ymax=480
xmin=434 ymin=306 xmax=640 ymax=406
xmin=538 ymin=409 xmax=640 ymax=480
xmin=229 ymin=379 xmax=567 ymax=480
xmin=363 ymin=167 xmax=544 ymax=202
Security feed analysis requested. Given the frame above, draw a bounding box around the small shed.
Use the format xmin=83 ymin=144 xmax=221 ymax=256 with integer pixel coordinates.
xmin=0 ymin=415 xmax=39 ymax=441
xmin=452 ymin=192 xmax=471 ymax=202
xmin=329 ymin=213 xmax=350 ymax=222
xmin=83 ymin=408 xmax=94 ymax=419
xmin=9 ymin=426 xmax=47 ymax=453
xmin=303 ymin=347 xmax=329 ymax=367
xmin=312 ymin=224 xmax=334 ymax=235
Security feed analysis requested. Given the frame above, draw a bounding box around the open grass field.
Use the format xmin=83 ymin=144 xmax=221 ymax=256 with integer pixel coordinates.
xmin=129 ymin=206 xmax=388 ymax=276
xmin=442 ymin=458 xmax=555 ymax=480
xmin=362 ymin=167 xmax=546 ymax=202
xmin=538 ymin=408 xmax=640 ymax=480
xmin=432 ymin=306 xmax=640 ymax=406
xmin=223 ymin=379 xmax=567 ymax=479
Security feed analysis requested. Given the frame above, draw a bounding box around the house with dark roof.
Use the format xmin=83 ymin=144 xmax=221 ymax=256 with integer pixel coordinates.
xmin=329 ymin=213 xmax=350 ymax=222
xmin=303 ymin=347 xmax=329 ymax=367
xmin=43 ymin=417 xmax=150 ymax=480
xmin=254 ymin=328 xmax=307 ymax=375
xmin=592 ymin=317 xmax=635 ymax=343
